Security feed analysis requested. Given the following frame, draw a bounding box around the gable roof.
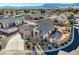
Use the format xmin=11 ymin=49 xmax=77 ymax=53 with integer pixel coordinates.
xmin=0 ymin=17 xmax=24 ymax=25
xmin=36 ymin=20 xmax=55 ymax=36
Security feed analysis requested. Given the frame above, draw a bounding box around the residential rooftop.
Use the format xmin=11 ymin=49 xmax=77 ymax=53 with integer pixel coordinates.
xmin=0 ymin=17 xmax=25 ymax=24
xmin=36 ymin=20 xmax=55 ymax=36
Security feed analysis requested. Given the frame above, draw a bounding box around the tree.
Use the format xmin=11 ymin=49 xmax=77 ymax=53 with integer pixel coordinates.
xmin=67 ymin=12 xmax=74 ymax=19
xmin=73 ymin=8 xmax=79 ymax=14
xmin=66 ymin=10 xmax=74 ymax=25
xmin=47 ymin=44 xmax=52 ymax=49
xmin=25 ymin=41 xmax=28 ymax=45
xmin=48 ymin=46 xmax=52 ymax=50
xmin=54 ymin=9 xmax=61 ymax=15
xmin=64 ymin=20 xmax=70 ymax=25
xmin=26 ymin=45 xmax=30 ymax=49
xmin=53 ymin=19 xmax=59 ymax=25
xmin=66 ymin=7 xmax=73 ymax=12
xmin=24 ymin=9 xmax=30 ymax=14
xmin=44 ymin=39 xmax=47 ymax=42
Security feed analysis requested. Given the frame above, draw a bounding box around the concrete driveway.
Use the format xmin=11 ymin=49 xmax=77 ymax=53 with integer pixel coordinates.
xmin=4 ymin=33 xmax=24 ymax=50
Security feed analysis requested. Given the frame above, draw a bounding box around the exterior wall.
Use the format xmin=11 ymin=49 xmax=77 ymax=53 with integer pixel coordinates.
xmin=1 ymin=20 xmax=23 ymax=29
xmin=43 ymin=33 xmax=49 ymax=39
xmin=0 ymin=24 xmax=1 ymax=28
xmin=2 ymin=22 xmax=15 ymax=28
xmin=43 ymin=30 xmax=52 ymax=39
xmin=43 ymin=28 xmax=55 ymax=39
xmin=2 ymin=24 xmax=9 ymax=28
xmin=8 ymin=23 xmax=15 ymax=27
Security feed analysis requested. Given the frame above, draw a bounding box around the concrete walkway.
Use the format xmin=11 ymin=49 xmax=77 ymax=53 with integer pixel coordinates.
xmin=4 ymin=33 xmax=24 ymax=50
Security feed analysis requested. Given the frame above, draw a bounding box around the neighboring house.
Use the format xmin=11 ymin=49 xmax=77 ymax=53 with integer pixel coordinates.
xmin=0 ymin=17 xmax=26 ymax=35
xmin=0 ymin=19 xmax=15 ymax=29
xmin=31 ymin=10 xmax=41 ymax=14
xmin=74 ymin=14 xmax=79 ymax=18
xmin=74 ymin=19 xmax=79 ymax=24
xmin=0 ymin=18 xmax=24 ymax=29
xmin=49 ymin=13 xmax=67 ymax=25
xmin=15 ymin=20 xmax=23 ymax=26
xmin=29 ymin=14 xmax=44 ymax=20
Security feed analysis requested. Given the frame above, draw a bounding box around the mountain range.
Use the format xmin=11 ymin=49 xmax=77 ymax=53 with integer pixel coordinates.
xmin=0 ymin=3 xmax=79 ymax=9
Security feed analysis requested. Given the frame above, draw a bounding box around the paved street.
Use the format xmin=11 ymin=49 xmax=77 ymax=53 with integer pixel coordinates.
xmin=58 ymin=47 xmax=79 ymax=55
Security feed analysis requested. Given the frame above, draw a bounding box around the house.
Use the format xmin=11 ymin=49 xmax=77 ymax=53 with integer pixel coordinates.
xmin=49 ymin=13 xmax=67 ymax=25
xmin=29 ymin=14 xmax=44 ymax=20
xmin=74 ymin=14 xmax=79 ymax=18
xmin=74 ymin=19 xmax=79 ymax=24
xmin=0 ymin=19 xmax=15 ymax=29
xmin=0 ymin=17 xmax=26 ymax=35
xmin=31 ymin=10 xmax=41 ymax=14
xmin=18 ymin=24 xmax=34 ymax=39
xmin=0 ymin=17 xmax=25 ymax=29
xmin=34 ymin=20 xmax=56 ymax=39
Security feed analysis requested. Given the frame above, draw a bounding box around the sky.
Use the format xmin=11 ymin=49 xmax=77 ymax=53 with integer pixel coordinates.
xmin=0 ymin=3 xmax=77 ymax=7
xmin=0 ymin=3 xmax=45 ymax=6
